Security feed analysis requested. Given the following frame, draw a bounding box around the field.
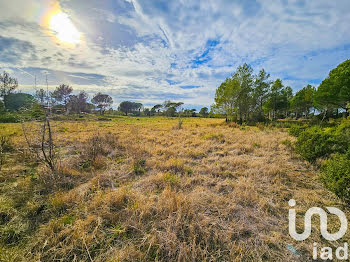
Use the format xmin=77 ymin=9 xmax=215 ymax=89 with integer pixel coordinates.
xmin=0 ymin=117 xmax=349 ymax=261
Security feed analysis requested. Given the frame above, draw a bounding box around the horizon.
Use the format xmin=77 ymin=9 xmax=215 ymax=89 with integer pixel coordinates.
xmin=1 ymin=0 xmax=350 ymax=109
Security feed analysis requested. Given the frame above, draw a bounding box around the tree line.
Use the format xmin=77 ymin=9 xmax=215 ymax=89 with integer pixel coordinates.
xmin=2 ymin=59 xmax=348 ymax=121
xmin=0 ymin=73 xmax=210 ymax=118
xmin=0 ymin=74 xmax=114 ymax=116
xmin=213 ymin=59 xmax=350 ymax=123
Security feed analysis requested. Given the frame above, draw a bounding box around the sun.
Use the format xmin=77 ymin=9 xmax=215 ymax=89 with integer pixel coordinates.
xmin=49 ymin=12 xmax=80 ymax=44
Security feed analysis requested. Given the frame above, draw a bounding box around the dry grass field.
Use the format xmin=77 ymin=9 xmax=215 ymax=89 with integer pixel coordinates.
xmin=0 ymin=117 xmax=349 ymax=261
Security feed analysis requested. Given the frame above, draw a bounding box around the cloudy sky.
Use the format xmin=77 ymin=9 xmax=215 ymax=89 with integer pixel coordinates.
xmin=0 ymin=0 xmax=349 ymax=109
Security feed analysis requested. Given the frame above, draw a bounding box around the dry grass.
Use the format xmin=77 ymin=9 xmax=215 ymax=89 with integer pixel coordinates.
xmin=0 ymin=117 xmax=349 ymax=261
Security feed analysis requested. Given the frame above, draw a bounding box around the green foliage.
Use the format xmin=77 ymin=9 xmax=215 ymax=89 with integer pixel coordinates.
xmin=333 ymin=118 xmax=350 ymax=153
xmin=166 ymin=106 xmax=176 ymax=117
xmin=92 ymin=93 xmax=113 ymax=115
xmin=199 ymin=107 xmax=209 ymax=117
xmin=133 ymin=159 xmax=146 ymax=176
xmin=4 ymin=93 xmax=35 ymax=111
xmin=163 ymin=173 xmax=179 ymax=186
xmin=295 ymin=126 xmax=335 ymax=163
xmin=213 ymin=64 xmax=254 ymax=122
xmin=176 ymin=118 xmax=183 ymax=129
xmin=118 ymin=101 xmax=143 ymax=116
xmin=51 ymin=84 xmax=73 ymax=112
xmin=290 ymin=84 xmax=315 ymax=117
xmin=321 ymin=154 xmax=350 ymax=203
xmin=0 ymin=101 xmax=5 ymax=113
xmin=0 ymin=71 xmax=18 ymax=99
xmin=0 ymin=114 xmax=18 ymax=123
xmin=314 ymin=59 xmax=350 ymax=111
xmin=288 ymin=124 xmax=308 ymax=137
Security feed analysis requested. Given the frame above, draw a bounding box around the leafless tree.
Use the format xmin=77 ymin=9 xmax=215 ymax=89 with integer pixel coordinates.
xmin=22 ymin=117 xmax=57 ymax=173
xmin=0 ymin=71 xmax=18 ymax=99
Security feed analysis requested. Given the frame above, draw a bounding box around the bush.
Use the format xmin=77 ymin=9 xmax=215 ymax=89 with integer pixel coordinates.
xmin=288 ymin=124 xmax=308 ymax=137
xmin=294 ymin=126 xmax=335 ymax=163
xmin=82 ymin=133 xmax=119 ymax=161
xmin=132 ymin=159 xmax=146 ymax=176
xmin=0 ymin=136 xmax=14 ymax=170
xmin=321 ymin=154 xmax=350 ymax=203
xmin=0 ymin=114 xmax=18 ymax=123
xmin=333 ymin=118 xmax=350 ymax=154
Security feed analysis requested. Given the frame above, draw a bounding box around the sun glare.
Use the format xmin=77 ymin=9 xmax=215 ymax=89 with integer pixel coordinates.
xmin=49 ymin=12 xmax=80 ymax=44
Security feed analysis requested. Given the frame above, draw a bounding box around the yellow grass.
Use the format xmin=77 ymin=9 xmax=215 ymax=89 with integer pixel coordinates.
xmin=0 ymin=116 xmax=349 ymax=261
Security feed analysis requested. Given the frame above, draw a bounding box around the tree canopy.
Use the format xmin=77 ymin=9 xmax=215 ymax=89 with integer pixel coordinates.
xmin=315 ymin=59 xmax=350 ymax=111
xmin=0 ymin=71 xmax=18 ymax=99
xmin=91 ymin=93 xmax=113 ymax=115
xmin=118 ymin=101 xmax=143 ymax=116
xmin=4 ymin=93 xmax=35 ymax=111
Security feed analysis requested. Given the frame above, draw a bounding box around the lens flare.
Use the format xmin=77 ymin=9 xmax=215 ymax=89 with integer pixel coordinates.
xmin=41 ymin=1 xmax=81 ymax=46
xmin=49 ymin=12 xmax=80 ymax=44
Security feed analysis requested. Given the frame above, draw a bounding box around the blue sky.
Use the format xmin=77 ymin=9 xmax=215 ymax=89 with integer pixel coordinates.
xmin=0 ymin=0 xmax=349 ymax=109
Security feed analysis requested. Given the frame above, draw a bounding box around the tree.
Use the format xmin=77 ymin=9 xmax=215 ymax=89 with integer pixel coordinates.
xmin=214 ymin=63 xmax=255 ymax=123
xmin=264 ymin=78 xmax=293 ymax=119
xmin=68 ymin=91 xmax=89 ymax=114
xmin=0 ymin=71 xmax=18 ymax=99
xmin=166 ymin=106 xmax=176 ymax=117
xmin=315 ymin=59 xmax=350 ymax=116
xmin=91 ymin=93 xmax=113 ymax=115
xmin=0 ymin=101 xmax=5 ymax=113
xmin=291 ymin=85 xmax=315 ymax=118
xmin=225 ymin=64 xmax=255 ymax=123
xmin=183 ymin=109 xmax=196 ymax=117
xmin=253 ymin=69 xmax=271 ymax=121
xmin=199 ymin=107 xmax=209 ymax=117
xmin=214 ymin=77 xmax=240 ymax=122
xmin=144 ymin=108 xmax=151 ymax=117
xmin=162 ymin=101 xmax=184 ymax=117
xmin=151 ymin=104 xmax=163 ymax=115
xmin=4 ymin=93 xmax=35 ymax=111
xmin=35 ymin=89 xmax=47 ymax=106
xmin=51 ymin=84 xmax=73 ymax=113
xmin=118 ymin=101 xmax=143 ymax=116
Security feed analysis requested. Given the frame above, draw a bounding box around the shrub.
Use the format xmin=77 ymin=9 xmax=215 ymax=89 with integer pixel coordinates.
xmin=132 ymin=159 xmax=146 ymax=176
xmin=294 ymin=126 xmax=335 ymax=163
xmin=280 ymin=139 xmax=293 ymax=151
xmin=0 ymin=136 xmax=13 ymax=170
xmin=321 ymin=154 xmax=350 ymax=203
xmin=288 ymin=124 xmax=308 ymax=137
xmin=173 ymin=118 xmax=183 ymax=130
xmin=333 ymin=118 xmax=350 ymax=154
xmin=256 ymin=122 xmax=265 ymax=131
xmin=0 ymin=114 xmax=18 ymax=123
xmin=82 ymin=133 xmax=119 ymax=161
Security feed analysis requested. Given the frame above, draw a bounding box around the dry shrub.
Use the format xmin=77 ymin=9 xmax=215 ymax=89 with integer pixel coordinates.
xmin=92 ymin=155 xmax=108 ymax=170
xmin=256 ymin=122 xmax=265 ymax=131
xmin=90 ymin=172 xmax=117 ymax=190
xmin=37 ymin=161 xmax=86 ymax=192
xmin=132 ymin=159 xmax=146 ymax=176
xmin=227 ymin=121 xmax=240 ymax=128
xmin=159 ymin=158 xmax=187 ymax=174
xmin=0 ymin=135 xmax=14 ymax=170
xmin=81 ymin=132 xmax=121 ymax=161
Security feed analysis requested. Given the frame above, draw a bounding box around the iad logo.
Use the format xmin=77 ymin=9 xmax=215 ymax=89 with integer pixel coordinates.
xmin=288 ymin=199 xmax=348 ymax=260
xmin=288 ymin=199 xmax=347 ymax=241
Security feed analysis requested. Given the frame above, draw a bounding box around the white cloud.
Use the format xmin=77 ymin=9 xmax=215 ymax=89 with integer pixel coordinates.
xmin=0 ymin=0 xmax=350 ymax=107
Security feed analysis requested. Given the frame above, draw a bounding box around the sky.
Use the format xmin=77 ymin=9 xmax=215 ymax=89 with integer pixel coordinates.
xmin=0 ymin=0 xmax=349 ymax=109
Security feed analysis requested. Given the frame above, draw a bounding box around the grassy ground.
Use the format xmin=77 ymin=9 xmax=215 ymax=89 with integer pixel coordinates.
xmin=0 ymin=117 xmax=349 ymax=261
